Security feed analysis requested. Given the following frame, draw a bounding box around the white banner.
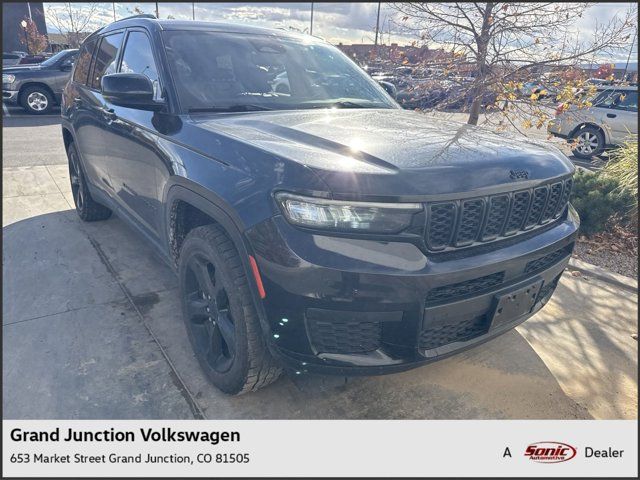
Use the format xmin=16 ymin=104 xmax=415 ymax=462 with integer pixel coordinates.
xmin=2 ymin=420 xmax=637 ymax=477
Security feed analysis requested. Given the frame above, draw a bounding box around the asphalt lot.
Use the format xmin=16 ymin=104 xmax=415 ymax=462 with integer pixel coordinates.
xmin=2 ymin=107 xmax=636 ymax=419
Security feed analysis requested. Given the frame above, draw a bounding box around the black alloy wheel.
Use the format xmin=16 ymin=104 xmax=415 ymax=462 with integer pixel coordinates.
xmin=183 ymin=252 xmax=236 ymax=373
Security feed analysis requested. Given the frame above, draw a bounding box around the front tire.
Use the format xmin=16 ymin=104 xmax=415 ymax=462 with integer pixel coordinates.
xmin=178 ymin=224 xmax=281 ymax=394
xmin=571 ymin=126 xmax=605 ymax=159
xmin=20 ymin=85 xmax=54 ymax=114
xmin=67 ymin=143 xmax=112 ymax=221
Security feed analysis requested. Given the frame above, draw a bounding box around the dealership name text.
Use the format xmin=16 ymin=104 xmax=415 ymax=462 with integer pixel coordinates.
xmin=10 ymin=428 xmax=239 ymax=445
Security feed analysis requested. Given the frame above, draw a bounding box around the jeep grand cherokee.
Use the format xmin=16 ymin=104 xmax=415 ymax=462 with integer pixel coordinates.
xmin=61 ymin=15 xmax=579 ymax=394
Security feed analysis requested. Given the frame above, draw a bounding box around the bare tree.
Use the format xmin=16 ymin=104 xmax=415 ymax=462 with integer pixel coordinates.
xmin=391 ymin=2 xmax=637 ymax=126
xmin=46 ymin=2 xmax=99 ymax=48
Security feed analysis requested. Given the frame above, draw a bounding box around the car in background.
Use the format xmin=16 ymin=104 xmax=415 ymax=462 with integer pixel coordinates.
xmin=2 ymin=48 xmax=78 ymax=114
xmin=548 ymin=85 xmax=638 ymax=159
xmin=3 ymin=52 xmax=25 ymax=67
xmin=519 ymin=81 xmax=558 ymax=99
xmin=18 ymin=53 xmax=52 ymax=65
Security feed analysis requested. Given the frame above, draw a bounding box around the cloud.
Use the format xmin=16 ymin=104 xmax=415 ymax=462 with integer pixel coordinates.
xmin=43 ymin=1 xmax=636 ymax=60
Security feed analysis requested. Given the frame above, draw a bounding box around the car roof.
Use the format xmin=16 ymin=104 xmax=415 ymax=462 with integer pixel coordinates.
xmin=597 ymin=85 xmax=638 ymax=91
xmin=92 ymin=15 xmax=314 ymax=43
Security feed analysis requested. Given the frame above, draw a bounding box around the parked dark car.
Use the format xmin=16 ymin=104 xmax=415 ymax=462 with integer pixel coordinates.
xmin=17 ymin=53 xmax=52 ymax=64
xmin=62 ymin=16 xmax=578 ymax=395
xmin=3 ymin=52 xmax=25 ymax=67
xmin=3 ymin=49 xmax=78 ymax=114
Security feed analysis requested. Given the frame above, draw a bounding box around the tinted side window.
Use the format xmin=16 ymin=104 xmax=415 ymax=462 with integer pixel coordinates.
xmin=90 ymin=32 xmax=124 ymax=90
xmin=616 ymin=91 xmax=638 ymax=112
xmin=73 ymin=39 xmax=97 ymax=85
xmin=119 ymin=31 xmax=161 ymax=100
xmin=593 ymin=89 xmax=619 ymax=108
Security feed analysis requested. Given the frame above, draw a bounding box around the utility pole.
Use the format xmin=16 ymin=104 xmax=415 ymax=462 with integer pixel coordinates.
xmin=27 ymin=2 xmax=32 ymax=20
xmin=310 ymin=2 xmax=314 ymax=35
xmin=374 ymin=2 xmax=381 ymax=46
xmin=192 ymin=3 xmax=195 ymax=20
xmin=622 ymin=27 xmax=637 ymax=82
xmin=155 ymin=2 xmax=159 ymax=18
xmin=112 ymin=3 xmax=116 ymax=21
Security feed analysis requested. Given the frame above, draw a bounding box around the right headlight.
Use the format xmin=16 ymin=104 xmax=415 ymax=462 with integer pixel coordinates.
xmin=275 ymin=192 xmax=422 ymax=234
xmin=3 ymin=74 xmax=16 ymax=84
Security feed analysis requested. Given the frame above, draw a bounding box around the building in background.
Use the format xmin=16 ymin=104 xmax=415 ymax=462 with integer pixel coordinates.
xmin=337 ymin=43 xmax=457 ymax=67
xmin=2 ymin=2 xmax=48 ymax=53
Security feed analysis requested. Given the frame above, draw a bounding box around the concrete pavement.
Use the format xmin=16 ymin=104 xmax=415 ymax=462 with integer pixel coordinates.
xmin=2 ymin=112 xmax=636 ymax=419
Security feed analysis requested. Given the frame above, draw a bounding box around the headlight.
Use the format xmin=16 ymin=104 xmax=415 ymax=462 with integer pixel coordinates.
xmin=275 ymin=192 xmax=422 ymax=233
xmin=3 ymin=74 xmax=16 ymax=84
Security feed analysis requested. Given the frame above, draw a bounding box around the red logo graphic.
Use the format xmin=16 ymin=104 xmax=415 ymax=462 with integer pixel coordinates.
xmin=524 ymin=442 xmax=577 ymax=463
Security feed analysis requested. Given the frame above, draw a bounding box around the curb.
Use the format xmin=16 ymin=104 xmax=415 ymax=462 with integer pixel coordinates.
xmin=567 ymin=258 xmax=638 ymax=293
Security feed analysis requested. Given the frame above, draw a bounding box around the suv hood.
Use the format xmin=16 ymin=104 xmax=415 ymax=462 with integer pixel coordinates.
xmin=192 ymin=108 xmax=574 ymax=198
xmin=3 ymin=64 xmax=43 ymax=73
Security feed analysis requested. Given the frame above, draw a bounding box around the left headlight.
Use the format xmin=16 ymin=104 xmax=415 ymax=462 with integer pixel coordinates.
xmin=3 ymin=74 xmax=16 ymax=84
xmin=275 ymin=192 xmax=422 ymax=234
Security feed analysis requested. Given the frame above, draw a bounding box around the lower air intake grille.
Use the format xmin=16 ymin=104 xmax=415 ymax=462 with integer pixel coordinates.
xmin=524 ymin=244 xmax=573 ymax=274
xmin=419 ymin=316 xmax=488 ymax=350
xmin=426 ymin=271 xmax=505 ymax=304
xmin=307 ymin=318 xmax=381 ymax=354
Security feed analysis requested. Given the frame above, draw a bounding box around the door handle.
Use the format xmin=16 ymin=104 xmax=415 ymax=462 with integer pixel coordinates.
xmin=607 ymin=113 xmax=617 ymax=118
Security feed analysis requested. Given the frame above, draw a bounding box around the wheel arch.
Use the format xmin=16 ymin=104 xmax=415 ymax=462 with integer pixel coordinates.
xmin=61 ymin=126 xmax=74 ymax=152
xmin=164 ymin=184 xmax=274 ymax=339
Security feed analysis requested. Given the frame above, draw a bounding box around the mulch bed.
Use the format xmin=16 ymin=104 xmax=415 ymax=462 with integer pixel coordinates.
xmin=572 ymin=224 xmax=638 ymax=279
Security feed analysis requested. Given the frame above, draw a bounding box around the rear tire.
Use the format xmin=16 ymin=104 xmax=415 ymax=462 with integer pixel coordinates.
xmin=571 ymin=126 xmax=605 ymax=159
xmin=178 ymin=224 xmax=281 ymax=394
xmin=20 ymin=85 xmax=54 ymax=115
xmin=67 ymin=143 xmax=112 ymax=221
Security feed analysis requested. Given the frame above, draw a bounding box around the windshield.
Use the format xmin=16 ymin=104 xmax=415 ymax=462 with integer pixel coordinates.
xmin=40 ymin=50 xmax=74 ymax=67
xmin=162 ymin=31 xmax=398 ymax=112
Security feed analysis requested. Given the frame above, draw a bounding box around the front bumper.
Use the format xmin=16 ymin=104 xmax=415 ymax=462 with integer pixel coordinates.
xmin=246 ymin=206 xmax=579 ymax=375
xmin=3 ymin=89 xmax=19 ymax=104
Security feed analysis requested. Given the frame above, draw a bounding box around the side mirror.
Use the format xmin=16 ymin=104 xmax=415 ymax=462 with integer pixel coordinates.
xmin=101 ymin=73 xmax=164 ymax=111
xmin=60 ymin=61 xmax=73 ymax=71
xmin=378 ymin=80 xmax=397 ymax=99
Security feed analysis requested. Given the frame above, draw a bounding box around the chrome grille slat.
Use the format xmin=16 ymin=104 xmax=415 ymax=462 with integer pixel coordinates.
xmin=424 ymin=177 xmax=573 ymax=252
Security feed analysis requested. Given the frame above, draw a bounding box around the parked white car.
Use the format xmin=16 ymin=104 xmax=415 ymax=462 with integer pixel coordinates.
xmin=548 ymin=85 xmax=638 ymax=159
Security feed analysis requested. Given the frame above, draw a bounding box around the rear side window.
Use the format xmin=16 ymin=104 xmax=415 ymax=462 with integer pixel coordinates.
xmin=90 ymin=32 xmax=124 ymax=90
xmin=617 ymin=91 xmax=638 ymax=112
xmin=119 ymin=31 xmax=162 ymax=100
xmin=73 ymin=39 xmax=96 ymax=85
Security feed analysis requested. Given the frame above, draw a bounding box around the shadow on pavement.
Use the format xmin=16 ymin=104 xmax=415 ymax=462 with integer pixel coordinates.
xmin=3 ymin=208 xmax=594 ymax=419
xmin=2 ymin=113 xmax=61 ymax=128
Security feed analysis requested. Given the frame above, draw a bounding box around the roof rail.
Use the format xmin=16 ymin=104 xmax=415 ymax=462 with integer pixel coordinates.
xmin=113 ymin=13 xmax=156 ymax=22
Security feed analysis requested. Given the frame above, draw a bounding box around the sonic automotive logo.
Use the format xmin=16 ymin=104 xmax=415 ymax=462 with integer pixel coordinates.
xmin=524 ymin=442 xmax=577 ymax=463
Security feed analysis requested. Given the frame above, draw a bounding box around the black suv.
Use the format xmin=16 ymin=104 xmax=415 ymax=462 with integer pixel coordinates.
xmin=3 ymin=49 xmax=78 ymax=114
xmin=61 ymin=16 xmax=579 ymax=394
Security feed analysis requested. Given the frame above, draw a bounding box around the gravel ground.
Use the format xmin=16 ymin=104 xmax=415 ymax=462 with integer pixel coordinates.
xmin=573 ymin=239 xmax=638 ymax=279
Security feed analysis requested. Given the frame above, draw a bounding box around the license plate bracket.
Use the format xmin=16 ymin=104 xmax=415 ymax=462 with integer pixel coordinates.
xmin=490 ymin=279 xmax=543 ymax=329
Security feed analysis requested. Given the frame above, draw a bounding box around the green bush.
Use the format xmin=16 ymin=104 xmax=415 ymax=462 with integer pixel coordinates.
xmin=570 ymin=170 xmax=635 ymax=235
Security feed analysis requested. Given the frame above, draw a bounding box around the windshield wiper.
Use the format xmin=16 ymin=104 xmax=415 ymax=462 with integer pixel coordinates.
xmin=306 ymin=100 xmax=384 ymax=109
xmin=188 ymin=104 xmax=273 ymax=113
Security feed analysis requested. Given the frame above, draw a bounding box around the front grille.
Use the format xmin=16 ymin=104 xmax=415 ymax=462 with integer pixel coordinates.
xmin=424 ymin=177 xmax=573 ymax=252
xmin=419 ymin=315 xmax=488 ymax=350
xmin=307 ymin=318 xmax=381 ymax=354
xmin=524 ymin=244 xmax=573 ymax=274
xmin=425 ymin=271 xmax=505 ymax=304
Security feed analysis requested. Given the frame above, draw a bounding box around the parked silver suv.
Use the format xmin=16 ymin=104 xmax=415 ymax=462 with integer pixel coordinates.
xmin=548 ymin=85 xmax=638 ymax=159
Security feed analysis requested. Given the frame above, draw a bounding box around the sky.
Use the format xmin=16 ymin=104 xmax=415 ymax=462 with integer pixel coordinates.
xmin=42 ymin=2 xmax=638 ymax=62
